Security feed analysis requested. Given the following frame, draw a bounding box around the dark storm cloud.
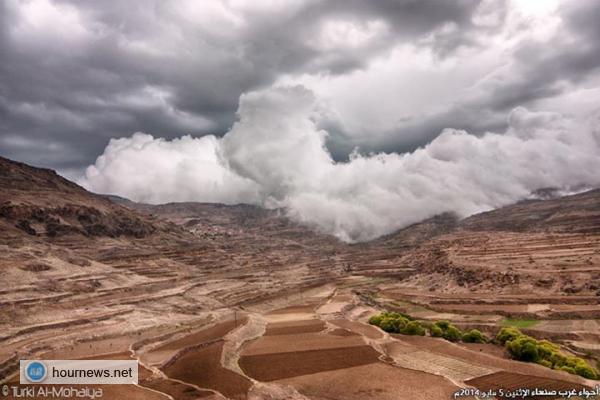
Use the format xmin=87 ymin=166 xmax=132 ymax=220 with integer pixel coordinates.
xmin=482 ymin=2 xmax=600 ymax=113
xmin=322 ymin=103 xmax=508 ymax=159
xmin=482 ymin=1 xmax=600 ymax=111
xmin=2 ymin=0 xmax=600 ymax=171
xmin=347 ymin=0 xmax=600 ymax=157
xmin=0 ymin=0 xmax=491 ymax=171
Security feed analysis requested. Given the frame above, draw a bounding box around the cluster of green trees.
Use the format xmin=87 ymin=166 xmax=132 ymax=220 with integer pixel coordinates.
xmin=461 ymin=327 xmax=489 ymax=343
xmin=368 ymin=312 xmax=598 ymax=380
xmin=368 ymin=312 xmax=488 ymax=344
xmin=496 ymin=327 xmax=598 ymax=380
xmin=368 ymin=311 xmax=425 ymax=336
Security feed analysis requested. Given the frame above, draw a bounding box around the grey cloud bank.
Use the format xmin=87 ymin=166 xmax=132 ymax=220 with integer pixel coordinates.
xmin=80 ymin=86 xmax=600 ymax=242
xmin=5 ymin=1 xmax=600 ymax=171
xmin=0 ymin=0 xmax=489 ymax=170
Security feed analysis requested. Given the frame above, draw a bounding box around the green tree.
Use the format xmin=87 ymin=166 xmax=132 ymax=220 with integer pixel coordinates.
xmin=506 ymin=336 xmax=540 ymax=362
xmin=462 ymin=329 xmax=488 ymax=343
xmin=368 ymin=314 xmax=383 ymax=326
xmin=429 ymin=324 xmax=444 ymax=338
xmin=560 ymin=366 xmax=576 ymax=375
xmin=442 ymin=325 xmax=463 ymax=342
xmin=496 ymin=327 xmax=522 ymax=345
xmin=435 ymin=320 xmax=451 ymax=330
xmin=400 ymin=321 xmax=426 ymax=336
xmin=574 ymin=364 xmax=597 ymax=380
xmin=379 ymin=317 xmax=400 ymax=333
xmin=537 ymin=359 xmax=552 ymax=368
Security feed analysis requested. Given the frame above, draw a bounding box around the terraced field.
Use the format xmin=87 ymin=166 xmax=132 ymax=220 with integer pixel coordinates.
xmin=1 ymin=157 xmax=599 ymax=399
xmin=237 ymin=291 xmax=465 ymax=399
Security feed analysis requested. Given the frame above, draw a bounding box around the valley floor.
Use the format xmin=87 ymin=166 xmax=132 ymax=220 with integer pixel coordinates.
xmin=1 ymin=279 xmax=598 ymax=400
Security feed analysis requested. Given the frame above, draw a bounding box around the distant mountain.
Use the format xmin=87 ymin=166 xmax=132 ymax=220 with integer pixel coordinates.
xmin=361 ymin=188 xmax=600 ymax=294
xmin=459 ymin=188 xmax=600 ymax=234
xmin=1 ymin=154 xmax=598 ymax=297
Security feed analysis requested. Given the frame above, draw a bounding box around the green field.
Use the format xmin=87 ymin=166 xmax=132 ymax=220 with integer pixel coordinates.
xmin=500 ymin=318 xmax=540 ymax=328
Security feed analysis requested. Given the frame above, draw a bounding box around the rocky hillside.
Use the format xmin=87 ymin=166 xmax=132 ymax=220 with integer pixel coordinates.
xmin=110 ymin=175 xmax=600 ymax=296
xmin=0 ymin=156 xmax=165 ymax=239
xmin=372 ymin=190 xmax=600 ymax=295
xmin=460 ymin=189 xmax=600 ymax=234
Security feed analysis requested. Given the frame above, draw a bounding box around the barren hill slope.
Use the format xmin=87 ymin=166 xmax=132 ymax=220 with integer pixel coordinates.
xmin=460 ymin=189 xmax=600 ymax=234
xmin=312 ymin=189 xmax=600 ymax=298
xmin=110 ymin=181 xmax=600 ymax=297
xmin=0 ymin=156 xmax=165 ymax=240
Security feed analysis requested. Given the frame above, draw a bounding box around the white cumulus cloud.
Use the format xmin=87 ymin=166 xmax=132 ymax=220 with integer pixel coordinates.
xmin=81 ymin=132 xmax=260 ymax=205
xmin=80 ymin=85 xmax=600 ymax=242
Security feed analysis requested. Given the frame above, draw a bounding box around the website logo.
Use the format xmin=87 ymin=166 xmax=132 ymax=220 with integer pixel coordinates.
xmin=24 ymin=361 xmax=47 ymax=383
xmin=20 ymin=359 xmax=138 ymax=384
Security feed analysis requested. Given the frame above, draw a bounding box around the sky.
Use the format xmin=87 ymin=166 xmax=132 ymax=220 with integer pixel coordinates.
xmin=1 ymin=0 xmax=600 ymax=241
